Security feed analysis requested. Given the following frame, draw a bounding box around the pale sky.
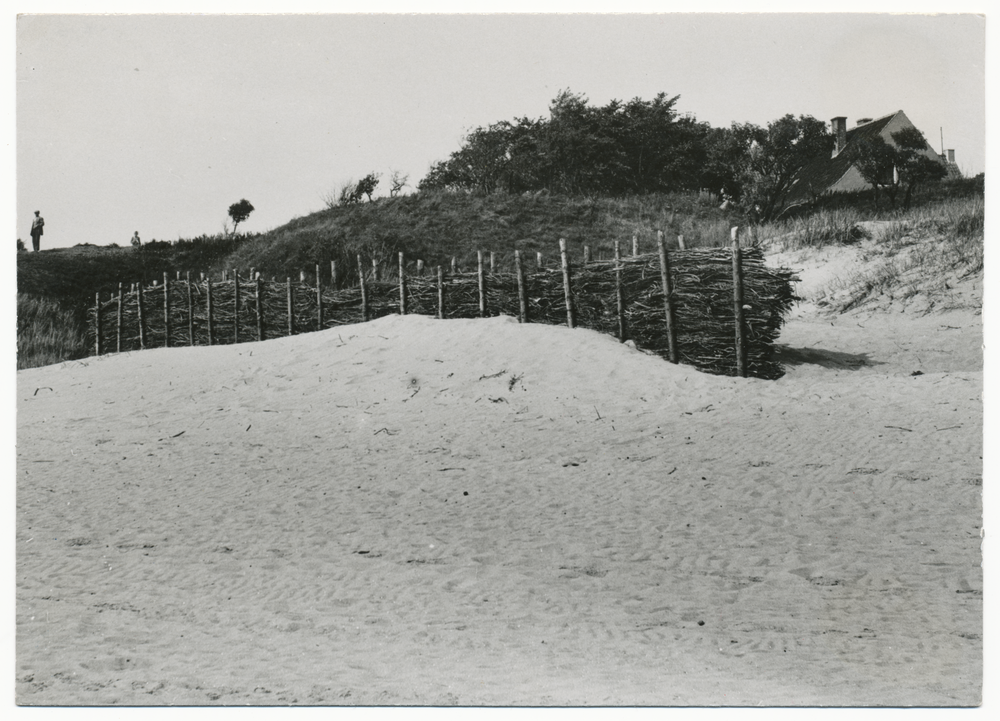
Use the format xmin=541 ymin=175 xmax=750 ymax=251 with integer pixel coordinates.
xmin=12 ymin=7 xmax=988 ymax=249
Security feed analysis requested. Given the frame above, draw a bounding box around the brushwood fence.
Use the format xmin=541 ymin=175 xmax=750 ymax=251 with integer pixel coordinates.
xmin=88 ymin=230 xmax=798 ymax=379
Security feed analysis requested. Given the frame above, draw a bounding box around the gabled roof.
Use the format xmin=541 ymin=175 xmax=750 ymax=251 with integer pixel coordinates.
xmin=784 ymin=112 xmax=898 ymax=207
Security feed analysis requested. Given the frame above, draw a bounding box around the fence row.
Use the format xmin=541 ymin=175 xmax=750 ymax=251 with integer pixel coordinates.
xmin=90 ymin=229 xmax=797 ymax=379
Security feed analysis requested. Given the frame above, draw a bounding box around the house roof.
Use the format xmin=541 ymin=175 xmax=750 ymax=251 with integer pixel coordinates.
xmin=784 ymin=112 xmax=898 ymax=208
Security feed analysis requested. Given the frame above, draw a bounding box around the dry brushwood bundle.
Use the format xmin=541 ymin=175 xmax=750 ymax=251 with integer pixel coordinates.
xmin=90 ymin=248 xmax=796 ymax=379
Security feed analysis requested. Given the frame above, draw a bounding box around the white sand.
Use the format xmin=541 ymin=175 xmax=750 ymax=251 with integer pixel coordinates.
xmin=15 ymin=268 xmax=982 ymax=705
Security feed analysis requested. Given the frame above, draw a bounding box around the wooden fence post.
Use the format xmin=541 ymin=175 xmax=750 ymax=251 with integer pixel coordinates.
xmin=489 ymin=251 xmax=495 ymax=274
xmin=416 ymin=259 xmax=424 ymax=277
xmin=206 ymin=277 xmax=214 ymax=346
xmin=232 ymin=272 xmax=240 ymax=342
xmin=286 ymin=278 xmax=294 ymax=336
xmin=677 ymin=234 xmax=686 ymax=250
xmin=451 ymin=257 xmax=457 ymax=275
xmin=137 ymin=281 xmax=146 ymax=349
xmin=186 ymin=271 xmax=194 ymax=345
xmin=330 ymin=260 xmax=337 ymax=288
xmin=116 ymin=282 xmax=123 ymax=353
xmin=615 ymin=240 xmax=625 ymax=342
xmin=559 ymin=238 xmax=574 ymax=329
xmin=358 ymin=254 xmax=369 ymax=322
xmin=398 ymin=251 xmax=407 ymax=315
xmin=94 ymin=292 xmax=102 ymax=356
xmin=372 ymin=257 xmax=379 ymax=282
xmin=300 ymin=270 xmax=306 ymax=283
xmin=163 ymin=272 xmax=171 ymax=348
xmin=437 ymin=265 xmax=444 ymax=319
xmin=515 ymin=249 xmax=528 ymax=324
xmin=255 ymin=276 xmax=264 ymax=342
xmin=536 ymin=251 xmax=543 ymax=269
xmin=657 ymin=230 xmax=679 ymax=364
xmin=731 ymin=226 xmax=747 ymax=378
xmin=632 ymin=233 xmax=639 ymax=257
xmin=477 ymin=250 xmax=486 ymax=317
xmin=315 ymin=264 xmax=323 ymax=330
xmin=583 ymin=245 xmax=591 ymax=264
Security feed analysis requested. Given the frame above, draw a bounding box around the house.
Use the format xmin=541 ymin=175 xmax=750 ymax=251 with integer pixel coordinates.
xmin=784 ymin=110 xmax=960 ymax=209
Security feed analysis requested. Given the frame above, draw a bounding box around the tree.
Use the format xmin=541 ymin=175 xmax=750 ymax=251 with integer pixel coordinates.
xmin=389 ymin=169 xmax=409 ymax=197
xmin=418 ymin=89 xmax=708 ymax=196
xmin=355 ymin=173 xmax=381 ymax=202
xmin=891 ymin=126 xmax=947 ymax=209
xmin=227 ymin=199 xmax=255 ymax=234
xmin=338 ymin=179 xmax=361 ymax=205
xmin=844 ymin=135 xmax=899 ymax=210
xmin=731 ymin=115 xmax=832 ymax=223
xmin=700 ymin=123 xmax=762 ymax=203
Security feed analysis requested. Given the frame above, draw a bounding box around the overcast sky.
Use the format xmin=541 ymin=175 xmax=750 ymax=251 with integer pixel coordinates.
xmin=13 ymin=7 xmax=987 ymax=249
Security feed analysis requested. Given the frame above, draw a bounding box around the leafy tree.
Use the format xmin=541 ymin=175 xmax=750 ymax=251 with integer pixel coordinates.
xmin=227 ymin=199 xmax=255 ymax=234
xmin=731 ymin=115 xmax=832 ymax=223
xmin=844 ymin=135 xmax=898 ymax=210
xmin=700 ymin=123 xmax=763 ymax=203
xmin=355 ymin=173 xmax=381 ymax=202
xmin=419 ymin=89 xmax=708 ymax=196
xmin=891 ymin=127 xmax=947 ymax=209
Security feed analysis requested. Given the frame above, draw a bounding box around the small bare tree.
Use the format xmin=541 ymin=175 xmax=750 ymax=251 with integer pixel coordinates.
xmin=321 ymin=179 xmax=355 ymax=210
xmin=389 ymin=169 xmax=409 ymax=197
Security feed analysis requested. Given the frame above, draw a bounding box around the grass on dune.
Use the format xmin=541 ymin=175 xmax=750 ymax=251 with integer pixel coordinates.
xmin=16 ymin=177 xmax=984 ymax=369
xmin=16 ymin=294 xmax=90 ymax=370
xmin=222 ymin=190 xmax=743 ymax=285
xmin=756 ymin=177 xmax=984 ymax=252
xmin=810 ymin=196 xmax=984 ymax=313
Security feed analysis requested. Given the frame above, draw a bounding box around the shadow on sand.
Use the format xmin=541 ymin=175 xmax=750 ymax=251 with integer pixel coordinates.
xmin=775 ymin=345 xmax=883 ymax=371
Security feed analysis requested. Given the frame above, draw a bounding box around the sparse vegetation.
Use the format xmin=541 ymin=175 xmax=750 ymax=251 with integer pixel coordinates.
xmin=17 ymin=294 xmax=90 ymax=369
xmin=758 ymin=178 xmax=983 ymax=253
xmin=807 ymin=195 xmax=984 ymax=313
xmin=16 ymin=234 xmax=259 ymax=369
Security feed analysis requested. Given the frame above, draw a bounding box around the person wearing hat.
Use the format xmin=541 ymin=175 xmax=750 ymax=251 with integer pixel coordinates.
xmin=30 ymin=211 xmax=44 ymax=252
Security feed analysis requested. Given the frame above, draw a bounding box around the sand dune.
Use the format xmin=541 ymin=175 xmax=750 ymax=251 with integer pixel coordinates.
xmin=16 ymin=268 xmax=982 ymax=705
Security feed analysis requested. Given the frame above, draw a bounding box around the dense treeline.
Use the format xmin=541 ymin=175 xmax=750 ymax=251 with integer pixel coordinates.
xmin=419 ymin=89 xmax=835 ymax=224
xmin=419 ymin=91 xmax=708 ymax=197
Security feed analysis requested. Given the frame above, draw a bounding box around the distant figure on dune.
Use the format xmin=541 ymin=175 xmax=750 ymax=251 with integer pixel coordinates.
xmin=17 ymin=238 xmax=26 ymax=252
xmin=30 ymin=211 xmax=44 ymax=252
xmin=131 ymin=231 xmax=142 ymax=249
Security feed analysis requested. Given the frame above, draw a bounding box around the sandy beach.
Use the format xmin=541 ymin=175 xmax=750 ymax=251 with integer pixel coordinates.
xmin=15 ymin=245 xmax=982 ymax=706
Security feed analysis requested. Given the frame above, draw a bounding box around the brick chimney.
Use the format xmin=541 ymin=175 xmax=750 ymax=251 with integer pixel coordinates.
xmin=947 ymin=149 xmax=955 ymax=163
xmin=831 ymin=117 xmax=847 ymax=157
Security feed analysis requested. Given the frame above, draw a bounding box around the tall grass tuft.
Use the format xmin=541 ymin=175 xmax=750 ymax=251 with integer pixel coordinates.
xmin=817 ymin=195 xmax=984 ymax=313
xmin=758 ymin=207 xmax=867 ymax=250
xmin=17 ymin=294 xmax=90 ymax=370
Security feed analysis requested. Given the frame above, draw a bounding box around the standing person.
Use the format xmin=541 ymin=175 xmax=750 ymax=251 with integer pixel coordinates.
xmin=131 ymin=231 xmax=142 ymax=249
xmin=30 ymin=211 xmax=44 ymax=252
